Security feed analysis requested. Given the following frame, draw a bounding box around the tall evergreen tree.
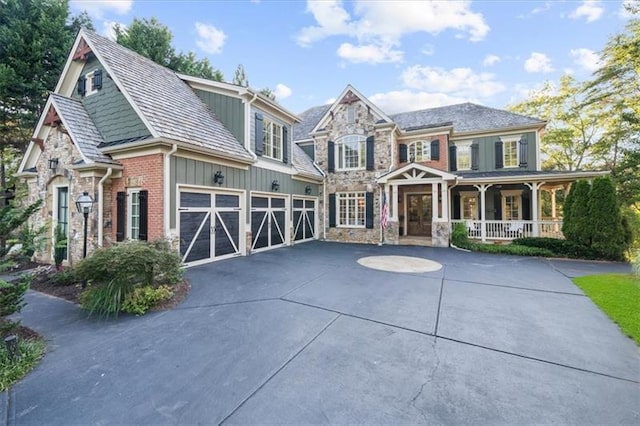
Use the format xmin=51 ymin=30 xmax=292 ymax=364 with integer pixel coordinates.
xmin=562 ymin=184 xmax=576 ymax=240
xmin=232 ymin=64 xmax=249 ymax=87
xmin=567 ymin=180 xmax=592 ymax=247
xmin=588 ymin=176 xmax=627 ymax=260
xmin=115 ymin=17 xmax=223 ymax=81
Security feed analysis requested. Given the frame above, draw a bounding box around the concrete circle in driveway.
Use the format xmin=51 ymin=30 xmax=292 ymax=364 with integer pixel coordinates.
xmin=357 ymin=255 xmax=442 ymax=273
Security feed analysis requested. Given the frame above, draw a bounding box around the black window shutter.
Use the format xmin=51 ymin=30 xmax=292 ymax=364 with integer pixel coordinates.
xmin=399 ymin=144 xmax=407 ymax=163
xmin=282 ymin=126 xmax=289 ymax=164
xmin=329 ymin=193 xmax=336 ymax=227
xmin=471 ymin=143 xmax=479 ymax=170
xmin=255 ymin=113 xmax=264 ymax=156
xmin=449 ymin=145 xmax=457 ymax=172
xmin=453 ymin=193 xmax=461 ymax=220
xmin=138 ymin=190 xmax=148 ymax=241
xmin=365 ymin=192 xmax=374 ymax=229
xmin=116 ymin=191 xmax=125 ymax=241
xmin=328 ymin=140 xmax=335 ymax=173
xmin=366 ymin=136 xmax=375 ymax=171
xmin=494 ymin=192 xmax=502 ymax=220
xmin=430 ymin=140 xmax=440 ymax=161
xmin=93 ymin=69 xmax=103 ymax=90
xmin=519 ymin=138 xmax=528 ymax=167
xmin=77 ymin=76 xmax=86 ymax=96
xmin=495 ymin=139 xmax=504 ymax=169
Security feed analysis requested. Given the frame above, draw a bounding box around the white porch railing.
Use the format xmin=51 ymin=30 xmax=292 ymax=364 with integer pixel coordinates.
xmin=451 ymin=219 xmax=564 ymax=241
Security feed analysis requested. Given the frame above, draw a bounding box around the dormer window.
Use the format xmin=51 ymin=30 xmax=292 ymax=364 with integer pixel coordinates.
xmin=347 ymin=106 xmax=356 ymax=124
xmin=77 ymin=69 xmax=103 ymax=97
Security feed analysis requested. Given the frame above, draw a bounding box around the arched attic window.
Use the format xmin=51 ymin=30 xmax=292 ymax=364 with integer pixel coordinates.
xmin=408 ymin=140 xmax=430 ymax=162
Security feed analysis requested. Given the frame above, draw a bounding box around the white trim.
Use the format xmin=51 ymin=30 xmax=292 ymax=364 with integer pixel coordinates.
xmin=501 ymin=134 xmax=521 ymax=168
xmin=310 ymin=84 xmax=392 ymax=134
xmin=459 ymin=191 xmax=479 ymax=220
xmin=249 ymin=191 xmax=290 ymax=252
xmin=292 ymin=195 xmax=319 ymax=243
xmin=84 ymin=70 xmax=98 ymax=96
xmin=377 ymin=162 xmax=457 ymax=183
xmin=126 ymin=188 xmax=141 ymax=240
xmin=455 ymin=141 xmax=472 ymax=171
xmin=452 ymin=123 xmax=546 ymax=139
xmin=335 ymin=191 xmax=366 ymax=228
xmin=501 ymin=190 xmax=523 ymax=221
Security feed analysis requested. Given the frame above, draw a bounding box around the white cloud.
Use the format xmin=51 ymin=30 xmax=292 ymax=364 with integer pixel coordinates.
xmin=482 ymin=54 xmax=500 ymax=67
xmin=274 ymin=84 xmax=292 ymax=100
xmin=297 ymin=0 xmax=490 ymax=61
xmin=421 ymin=44 xmax=435 ymax=56
xmin=570 ymin=1 xmax=604 ymax=23
xmin=325 ymin=97 xmax=336 ymax=105
xmin=401 ymin=65 xmax=506 ymax=98
xmin=337 ymin=42 xmax=403 ymax=64
xmin=570 ymin=48 xmax=601 ymax=72
xmin=195 ymin=22 xmax=226 ymax=54
xmin=70 ymin=0 xmax=132 ymax=19
xmin=524 ymin=52 xmax=554 ymax=73
xmin=101 ymin=21 xmax=124 ymax=40
xmin=369 ymin=90 xmax=471 ymax=114
xmin=508 ymin=82 xmax=549 ymax=105
xmin=619 ymin=0 xmax=636 ymax=18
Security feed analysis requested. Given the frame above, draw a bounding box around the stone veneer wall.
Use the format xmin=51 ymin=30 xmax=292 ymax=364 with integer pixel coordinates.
xmin=26 ymin=127 xmax=102 ymax=266
xmin=315 ymin=98 xmax=393 ymax=244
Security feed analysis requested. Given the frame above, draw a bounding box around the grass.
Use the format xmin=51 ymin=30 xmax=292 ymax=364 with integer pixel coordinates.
xmin=0 ymin=337 xmax=46 ymax=391
xmin=573 ymin=274 xmax=640 ymax=346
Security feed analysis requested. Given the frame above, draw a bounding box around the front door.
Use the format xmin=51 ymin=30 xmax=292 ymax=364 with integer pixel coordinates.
xmin=407 ymin=194 xmax=432 ymax=236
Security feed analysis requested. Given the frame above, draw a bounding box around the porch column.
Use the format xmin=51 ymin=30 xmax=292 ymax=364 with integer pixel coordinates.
xmin=431 ymin=182 xmax=439 ymax=219
xmin=473 ymin=184 xmax=493 ymax=242
xmin=440 ymin=181 xmax=448 ymax=220
xmin=391 ymin=184 xmax=398 ymax=220
xmin=525 ymin=181 xmax=545 ymax=237
xmin=550 ymin=188 xmax=557 ymax=219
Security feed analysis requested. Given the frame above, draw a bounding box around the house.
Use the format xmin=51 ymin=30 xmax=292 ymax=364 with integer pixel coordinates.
xmin=17 ymin=29 xmax=605 ymax=268
xmin=294 ymin=86 xmax=606 ymax=247
xmin=17 ymin=29 xmax=323 ymax=268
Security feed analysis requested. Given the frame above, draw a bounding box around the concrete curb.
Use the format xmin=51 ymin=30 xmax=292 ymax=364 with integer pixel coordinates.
xmin=1 ymin=388 xmax=13 ymax=426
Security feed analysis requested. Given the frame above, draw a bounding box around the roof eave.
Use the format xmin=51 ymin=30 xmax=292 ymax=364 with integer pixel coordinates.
xmin=453 ymin=122 xmax=547 ymax=138
xmin=458 ymin=170 xmax=609 ymax=184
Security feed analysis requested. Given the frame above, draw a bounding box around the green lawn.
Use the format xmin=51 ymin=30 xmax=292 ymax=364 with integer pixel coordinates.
xmin=573 ymin=274 xmax=640 ymax=346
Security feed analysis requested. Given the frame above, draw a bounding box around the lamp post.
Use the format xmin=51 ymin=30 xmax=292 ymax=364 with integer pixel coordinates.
xmin=75 ymin=192 xmax=94 ymax=288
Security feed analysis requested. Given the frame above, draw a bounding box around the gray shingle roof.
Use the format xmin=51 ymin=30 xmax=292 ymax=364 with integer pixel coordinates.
xmin=389 ymin=103 xmax=544 ymax=133
xmin=292 ymin=143 xmax=322 ymax=178
xmin=294 ymin=102 xmax=544 ymax=141
xmin=50 ymin=93 xmax=119 ymax=164
xmin=293 ymin=104 xmax=330 ymax=142
xmin=82 ymin=30 xmax=253 ymax=162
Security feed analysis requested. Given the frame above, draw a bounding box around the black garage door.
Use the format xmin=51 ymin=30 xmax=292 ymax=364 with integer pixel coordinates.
xmin=251 ymin=195 xmax=287 ymax=251
xmin=293 ymin=197 xmax=316 ymax=242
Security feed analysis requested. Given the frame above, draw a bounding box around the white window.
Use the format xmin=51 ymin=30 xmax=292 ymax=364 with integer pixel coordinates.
xmin=459 ymin=192 xmax=478 ymax=220
xmin=128 ymin=189 xmax=140 ymax=240
xmin=503 ymin=138 xmax=519 ymax=168
xmin=337 ymin=135 xmax=366 ymax=170
xmin=337 ymin=192 xmax=365 ymax=227
xmin=85 ymin=71 xmax=98 ymax=96
xmin=501 ymin=190 xmax=522 ymax=220
xmin=408 ymin=141 xmax=430 ymax=162
xmin=263 ymin=119 xmax=283 ymax=161
xmin=347 ymin=106 xmax=356 ymax=123
xmin=457 ymin=143 xmax=471 ymax=170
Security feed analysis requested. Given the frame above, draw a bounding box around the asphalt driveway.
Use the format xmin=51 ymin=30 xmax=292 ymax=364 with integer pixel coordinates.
xmin=4 ymin=242 xmax=639 ymax=424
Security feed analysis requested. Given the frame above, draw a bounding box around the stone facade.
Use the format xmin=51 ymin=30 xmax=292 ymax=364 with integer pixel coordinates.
xmin=27 ymin=127 xmax=102 ymax=266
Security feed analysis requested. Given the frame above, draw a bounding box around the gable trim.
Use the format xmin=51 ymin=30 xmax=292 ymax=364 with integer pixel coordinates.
xmin=310 ymin=85 xmax=392 ymax=135
xmin=377 ymin=163 xmax=458 ymax=183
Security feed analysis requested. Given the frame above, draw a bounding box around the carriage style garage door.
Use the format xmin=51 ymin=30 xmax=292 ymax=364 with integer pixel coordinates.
xmin=293 ymin=197 xmax=317 ymax=243
xmin=251 ymin=194 xmax=288 ymax=252
xmin=179 ymin=189 xmax=243 ymax=265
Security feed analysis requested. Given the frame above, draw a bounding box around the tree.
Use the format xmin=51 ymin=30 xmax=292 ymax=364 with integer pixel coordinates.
xmin=509 ymin=75 xmax=612 ymax=171
xmin=68 ymin=10 xmax=95 ymax=34
xmin=588 ymin=176 xmax=627 ymax=260
xmin=115 ymin=17 xmax=223 ymax=81
xmin=232 ymin=64 xmax=249 ymax=87
xmin=566 ymin=180 xmax=591 ymax=246
xmin=260 ymin=87 xmax=276 ymax=101
xmin=0 ymin=0 xmax=74 ymax=192
xmin=561 ymin=185 xmax=576 ymax=239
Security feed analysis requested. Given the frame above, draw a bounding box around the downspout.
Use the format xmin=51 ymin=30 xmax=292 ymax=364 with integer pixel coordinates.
xmin=164 ymin=144 xmax=178 ymax=236
xmin=245 ymin=92 xmax=259 ymax=160
xmin=389 ymin=125 xmax=398 ymax=172
xmin=97 ymin=167 xmax=113 ymax=247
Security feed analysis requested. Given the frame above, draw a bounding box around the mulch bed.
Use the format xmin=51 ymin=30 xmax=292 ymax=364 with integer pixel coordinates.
xmin=27 ymin=265 xmax=191 ymax=310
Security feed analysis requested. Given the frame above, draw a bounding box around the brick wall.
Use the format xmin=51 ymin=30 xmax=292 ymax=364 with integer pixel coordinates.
xmin=110 ymin=153 xmax=164 ymax=242
xmin=396 ymin=133 xmax=449 ymax=171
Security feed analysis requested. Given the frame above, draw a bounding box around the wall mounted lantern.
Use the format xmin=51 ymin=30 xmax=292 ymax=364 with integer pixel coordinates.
xmin=305 ymin=185 xmax=312 ymax=195
xmin=48 ymin=158 xmax=59 ymax=170
xmin=214 ymin=171 xmax=224 ymax=185
xmin=271 ymin=180 xmax=280 ymax=192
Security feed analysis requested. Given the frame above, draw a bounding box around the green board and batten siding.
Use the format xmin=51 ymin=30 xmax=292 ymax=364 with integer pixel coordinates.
xmin=454 ymin=131 xmax=538 ymax=173
xmin=73 ymin=57 xmax=151 ymax=143
xmin=170 ymin=156 xmax=318 ymax=228
xmin=193 ymin=89 xmax=245 ymax=144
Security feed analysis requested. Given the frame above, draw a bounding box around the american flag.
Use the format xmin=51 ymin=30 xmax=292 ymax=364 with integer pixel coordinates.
xmin=381 ymin=191 xmax=388 ymax=230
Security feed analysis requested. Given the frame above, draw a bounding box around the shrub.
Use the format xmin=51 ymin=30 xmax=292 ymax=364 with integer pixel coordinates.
xmin=568 ymin=180 xmax=592 ymax=247
xmin=588 ymin=176 xmax=626 ymax=261
xmin=17 ymin=223 xmax=46 ymax=258
xmin=513 ymin=237 xmax=600 ymax=259
xmin=0 ymin=275 xmax=30 ymax=319
xmin=0 ymin=337 xmax=45 ymax=392
xmin=50 ymin=269 xmax=77 ymax=286
xmin=451 ymin=222 xmax=470 ymax=248
xmin=562 ymin=184 xmax=576 ymax=240
xmin=76 ymin=240 xmax=182 ymax=317
xmin=468 ymin=243 xmax=554 ymax=257
xmin=122 ymin=285 xmax=174 ymax=315
xmin=53 ymin=224 xmax=67 ymax=271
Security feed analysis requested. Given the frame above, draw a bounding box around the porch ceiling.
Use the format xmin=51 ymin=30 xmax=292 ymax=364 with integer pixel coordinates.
xmin=456 ymin=170 xmax=609 ymax=186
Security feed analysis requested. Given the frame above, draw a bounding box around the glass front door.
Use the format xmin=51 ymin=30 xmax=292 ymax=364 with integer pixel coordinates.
xmin=407 ymin=193 xmax=432 ymax=236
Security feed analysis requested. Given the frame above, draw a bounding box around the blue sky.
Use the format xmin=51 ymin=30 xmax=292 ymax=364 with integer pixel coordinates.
xmin=70 ymin=0 xmax=633 ymax=115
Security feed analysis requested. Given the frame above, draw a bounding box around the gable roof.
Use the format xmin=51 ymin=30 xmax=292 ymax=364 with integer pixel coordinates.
xmin=291 ymin=143 xmax=322 ymax=179
xmin=50 ymin=94 xmax=119 ymax=165
xmin=309 ymin=85 xmax=392 ymax=135
xmin=390 ymin=103 xmax=544 ymax=134
xmin=294 ymin=100 xmax=544 ymax=141
xmin=377 ymin=163 xmax=457 ymax=183
xmin=80 ymin=29 xmax=253 ymax=162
